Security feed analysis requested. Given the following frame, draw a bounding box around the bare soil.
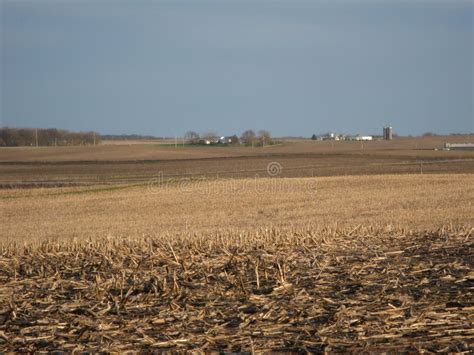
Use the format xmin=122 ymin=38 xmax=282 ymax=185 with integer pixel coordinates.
xmin=1 ymin=138 xmax=474 ymax=188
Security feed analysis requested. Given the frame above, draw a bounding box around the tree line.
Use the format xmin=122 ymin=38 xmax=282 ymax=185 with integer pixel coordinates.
xmin=101 ymin=134 xmax=164 ymax=140
xmin=184 ymin=129 xmax=273 ymax=146
xmin=0 ymin=128 xmax=100 ymax=147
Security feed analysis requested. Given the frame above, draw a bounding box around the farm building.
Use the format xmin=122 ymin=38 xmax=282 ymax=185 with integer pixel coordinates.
xmin=321 ymin=132 xmax=342 ymax=141
xmin=356 ymin=136 xmax=373 ymax=141
xmin=444 ymin=143 xmax=474 ymax=151
xmin=197 ymin=136 xmax=234 ymax=145
xmin=218 ymin=136 xmax=234 ymax=144
xmin=383 ymin=126 xmax=393 ymax=140
xmin=346 ymin=135 xmax=373 ymax=141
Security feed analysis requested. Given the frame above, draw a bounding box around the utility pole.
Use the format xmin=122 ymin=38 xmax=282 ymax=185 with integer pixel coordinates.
xmin=35 ymin=128 xmax=38 ymax=147
xmin=175 ymin=136 xmax=177 ymax=148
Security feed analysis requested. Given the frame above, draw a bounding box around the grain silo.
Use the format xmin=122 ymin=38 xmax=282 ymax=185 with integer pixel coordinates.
xmin=383 ymin=126 xmax=393 ymax=140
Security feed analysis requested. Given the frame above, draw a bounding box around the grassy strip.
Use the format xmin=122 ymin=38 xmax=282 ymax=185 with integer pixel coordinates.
xmin=0 ymin=183 xmax=143 ymax=200
xmin=0 ymin=176 xmax=200 ymax=199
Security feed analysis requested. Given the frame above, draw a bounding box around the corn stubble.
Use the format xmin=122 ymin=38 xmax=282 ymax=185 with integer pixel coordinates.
xmin=0 ymin=226 xmax=472 ymax=352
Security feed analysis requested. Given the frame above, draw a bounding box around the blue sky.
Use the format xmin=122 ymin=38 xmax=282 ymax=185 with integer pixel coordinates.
xmin=1 ymin=0 xmax=472 ymax=137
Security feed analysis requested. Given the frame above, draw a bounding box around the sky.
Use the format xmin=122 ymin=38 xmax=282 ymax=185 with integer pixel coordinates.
xmin=1 ymin=0 xmax=473 ymax=137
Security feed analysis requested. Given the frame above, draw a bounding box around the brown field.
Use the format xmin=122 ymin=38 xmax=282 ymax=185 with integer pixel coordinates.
xmin=0 ymin=227 xmax=472 ymax=352
xmin=1 ymin=136 xmax=474 ymax=187
xmin=1 ymin=135 xmax=473 ymax=162
xmin=1 ymin=174 xmax=473 ymax=242
xmin=0 ymin=137 xmax=473 ymax=352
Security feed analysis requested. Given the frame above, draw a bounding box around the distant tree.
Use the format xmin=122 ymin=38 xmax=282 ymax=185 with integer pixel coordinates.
xmin=202 ymin=131 xmax=218 ymax=143
xmin=423 ymin=132 xmax=436 ymax=137
xmin=0 ymin=127 xmax=100 ymax=146
xmin=311 ymin=134 xmax=317 ymax=140
xmin=240 ymin=129 xmax=256 ymax=146
xmin=1 ymin=129 xmax=17 ymax=146
xmin=228 ymin=134 xmax=240 ymax=145
xmin=258 ymin=130 xmax=272 ymax=146
xmin=184 ymin=131 xmax=200 ymax=144
xmin=101 ymin=134 xmax=160 ymax=140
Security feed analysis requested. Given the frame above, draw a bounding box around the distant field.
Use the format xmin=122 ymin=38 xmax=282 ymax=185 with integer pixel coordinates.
xmin=1 ymin=137 xmax=473 ymax=188
xmin=1 ymin=135 xmax=473 ymax=162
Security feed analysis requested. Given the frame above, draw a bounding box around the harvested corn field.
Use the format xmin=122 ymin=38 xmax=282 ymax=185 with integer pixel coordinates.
xmin=2 ymin=174 xmax=474 ymax=242
xmin=0 ymin=227 xmax=472 ymax=352
xmin=1 ymin=155 xmax=473 ymax=352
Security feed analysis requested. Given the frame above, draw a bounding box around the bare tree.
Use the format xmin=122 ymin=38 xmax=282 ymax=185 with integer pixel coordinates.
xmin=240 ymin=129 xmax=256 ymax=146
xmin=228 ymin=134 xmax=240 ymax=145
xmin=184 ymin=131 xmax=200 ymax=144
xmin=202 ymin=131 xmax=219 ymax=143
xmin=0 ymin=127 xmax=100 ymax=146
xmin=258 ymin=130 xmax=271 ymax=146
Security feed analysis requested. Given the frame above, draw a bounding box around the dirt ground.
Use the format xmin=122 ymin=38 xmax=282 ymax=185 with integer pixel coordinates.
xmin=1 ymin=137 xmax=473 ymax=187
xmin=0 ymin=227 xmax=472 ymax=352
xmin=1 ymin=135 xmax=473 ymax=162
